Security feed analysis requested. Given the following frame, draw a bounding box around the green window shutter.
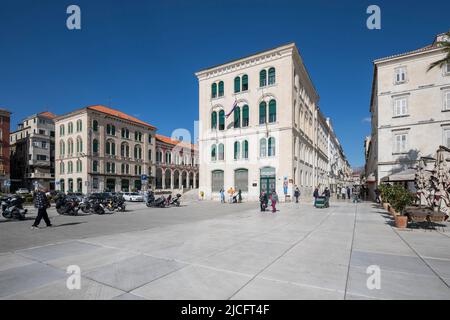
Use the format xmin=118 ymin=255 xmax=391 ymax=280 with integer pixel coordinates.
xmin=219 ymin=110 xmax=225 ymax=130
xmin=242 ymin=75 xmax=248 ymax=91
xmin=242 ymin=105 xmax=249 ymax=127
xmin=234 ymin=141 xmax=240 ymax=160
xmin=260 ymin=70 xmax=267 ymax=87
xmin=243 ymin=140 xmax=248 ymax=159
xmin=211 ymin=145 xmax=216 ymax=161
xmin=259 ymin=102 xmax=267 ymax=124
xmin=212 ymin=83 xmax=217 ymax=98
xmin=234 ymin=107 xmax=240 ymax=128
xmin=234 ymin=77 xmax=241 ymax=93
xmin=106 ymin=142 xmax=110 ymax=154
xmin=211 ymin=111 xmax=217 ymax=129
xmin=268 ymin=67 xmax=276 ymax=85
xmin=218 ymin=81 xmax=224 ymax=97
xmin=269 ymin=100 xmax=277 ymax=123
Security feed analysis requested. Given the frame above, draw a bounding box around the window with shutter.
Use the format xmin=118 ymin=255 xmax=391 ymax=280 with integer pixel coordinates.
xmin=234 ymin=169 xmax=248 ymax=192
xmin=242 ymin=75 xmax=248 ymax=91
xmin=234 ymin=77 xmax=241 ymax=93
xmin=242 ymin=105 xmax=249 ymax=127
xmin=445 ymin=91 xmax=450 ymax=110
xmin=259 ymin=102 xmax=267 ymax=124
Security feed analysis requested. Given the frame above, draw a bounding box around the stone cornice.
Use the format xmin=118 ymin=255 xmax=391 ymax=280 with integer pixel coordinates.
xmin=195 ymin=43 xmax=295 ymax=80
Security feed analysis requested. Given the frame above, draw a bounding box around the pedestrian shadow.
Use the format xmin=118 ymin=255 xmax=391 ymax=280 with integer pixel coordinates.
xmin=52 ymin=222 xmax=87 ymax=227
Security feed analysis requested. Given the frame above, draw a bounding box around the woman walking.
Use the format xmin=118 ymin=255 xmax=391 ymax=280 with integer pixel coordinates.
xmin=270 ymin=190 xmax=278 ymax=213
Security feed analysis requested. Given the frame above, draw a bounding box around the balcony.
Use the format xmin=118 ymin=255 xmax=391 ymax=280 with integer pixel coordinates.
xmin=27 ymin=172 xmax=54 ymax=179
xmin=28 ymin=159 xmax=51 ymax=167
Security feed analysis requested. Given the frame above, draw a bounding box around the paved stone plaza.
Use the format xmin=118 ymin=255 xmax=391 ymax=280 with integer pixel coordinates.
xmin=0 ymin=199 xmax=449 ymax=300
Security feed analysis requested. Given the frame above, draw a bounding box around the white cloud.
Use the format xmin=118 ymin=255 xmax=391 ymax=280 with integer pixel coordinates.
xmin=362 ymin=117 xmax=371 ymax=123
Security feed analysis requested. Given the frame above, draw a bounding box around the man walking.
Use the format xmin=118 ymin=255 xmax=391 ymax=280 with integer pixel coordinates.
xmin=294 ymin=186 xmax=300 ymax=203
xmin=341 ymin=186 xmax=347 ymax=200
xmin=270 ymin=190 xmax=278 ymax=213
xmin=347 ymin=186 xmax=351 ymax=200
xmin=31 ymin=186 xmax=52 ymax=229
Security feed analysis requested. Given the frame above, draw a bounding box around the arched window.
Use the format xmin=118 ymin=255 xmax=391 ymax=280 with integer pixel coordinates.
xmin=260 ymin=70 xmax=267 ymax=87
xmin=234 ymin=77 xmax=241 ymax=93
xmin=234 ymin=106 xmax=241 ymax=128
xmin=76 ymin=160 xmax=82 ymax=172
xmin=68 ymin=122 xmax=74 ymax=134
xmin=259 ymin=102 xmax=267 ymax=124
xmin=93 ymin=160 xmax=98 ymax=172
xmin=106 ymin=140 xmax=115 ymax=155
xmin=148 ymin=149 xmax=152 ymax=161
xmin=218 ymin=143 xmax=224 ymax=161
xmin=235 ymin=169 xmax=248 ymax=192
xmin=68 ymin=139 xmax=74 ymax=155
xmin=242 ymin=105 xmax=249 ymax=127
xmin=156 ymin=149 xmax=162 ymax=163
xmin=242 ymin=75 xmax=248 ymax=91
xmin=234 ymin=141 xmax=240 ymax=160
xmin=134 ymin=145 xmax=142 ymax=160
xmin=268 ymin=67 xmax=276 ymax=85
xmin=269 ymin=99 xmax=277 ymax=123
xmin=243 ymin=140 xmax=249 ymax=159
xmin=219 ymin=110 xmax=225 ymax=131
xmin=268 ymin=137 xmax=276 ymax=156
xmin=260 ymin=138 xmax=267 ymax=158
xmin=218 ymin=81 xmax=224 ymax=97
xmin=76 ymin=137 xmax=83 ymax=153
xmin=60 ymin=162 xmax=65 ymax=174
xmin=165 ymin=151 xmax=171 ymax=164
xmin=60 ymin=125 xmax=65 ymax=136
xmin=211 ymin=111 xmax=217 ymax=129
xmin=211 ymin=145 xmax=217 ymax=161
xmin=135 ymin=131 xmax=142 ymax=141
xmin=59 ymin=140 xmax=65 ymax=156
xmin=121 ymin=128 xmax=130 ymax=139
xmin=211 ymin=83 xmax=217 ymax=98
xmin=121 ymin=142 xmax=129 ymax=157
xmin=106 ymin=124 xmax=116 ymax=136
xmin=92 ymin=120 xmax=98 ymax=132
xmin=92 ymin=139 xmax=99 ymax=153
xmin=76 ymin=120 xmax=82 ymax=132
xmin=68 ymin=161 xmax=73 ymax=173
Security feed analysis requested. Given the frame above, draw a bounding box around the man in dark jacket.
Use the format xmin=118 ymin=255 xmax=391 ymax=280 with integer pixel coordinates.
xmin=31 ymin=187 xmax=52 ymax=229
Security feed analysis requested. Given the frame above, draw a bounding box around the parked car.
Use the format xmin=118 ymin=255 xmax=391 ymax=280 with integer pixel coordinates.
xmin=15 ymin=188 xmax=30 ymax=195
xmin=122 ymin=192 xmax=144 ymax=202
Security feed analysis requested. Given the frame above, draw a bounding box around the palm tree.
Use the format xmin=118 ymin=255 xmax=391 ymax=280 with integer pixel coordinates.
xmin=427 ymin=31 xmax=450 ymax=72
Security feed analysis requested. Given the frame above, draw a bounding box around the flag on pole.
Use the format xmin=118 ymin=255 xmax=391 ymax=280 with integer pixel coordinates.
xmin=225 ymin=100 xmax=238 ymax=119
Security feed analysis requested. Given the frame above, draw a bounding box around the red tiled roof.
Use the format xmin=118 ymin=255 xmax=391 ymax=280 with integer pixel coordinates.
xmin=156 ymin=134 xmax=197 ymax=151
xmin=87 ymin=105 xmax=156 ymax=130
xmin=39 ymin=111 xmax=57 ymax=119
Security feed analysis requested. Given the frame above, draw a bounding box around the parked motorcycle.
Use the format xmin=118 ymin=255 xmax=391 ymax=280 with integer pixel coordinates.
xmin=78 ymin=196 xmax=92 ymax=213
xmin=1 ymin=195 xmax=28 ymax=220
xmin=145 ymin=191 xmax=166 ymax=208
xmin=55 ymin=194 xmax=80 ymax=215
xmin=89 ymin=198 xmax=106 ymax=215
xmin=105 ymin=195 xmax=126 ymax=212
xmin=168 ymin=194 xmax=182 ymax=207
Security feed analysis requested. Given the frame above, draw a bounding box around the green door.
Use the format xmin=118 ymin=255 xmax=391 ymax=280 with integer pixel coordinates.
xmin=260 ymin=167 xmax=276 ymax=194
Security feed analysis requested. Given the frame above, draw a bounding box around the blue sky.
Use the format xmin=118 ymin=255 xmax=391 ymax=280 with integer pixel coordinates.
xmin=1 ymin=0 xmax=449 ymax=167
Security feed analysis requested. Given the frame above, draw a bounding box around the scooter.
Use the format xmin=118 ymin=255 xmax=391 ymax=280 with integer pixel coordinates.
xmin=146 ymin=192 xmax=166 ymax=208
xmin=89 ymin=198 xmax=106 ymax=215
xmin=1 ymin=196 xmax=28 ymax=220
xmin=78 ymin=196 xmax=91 ymax=213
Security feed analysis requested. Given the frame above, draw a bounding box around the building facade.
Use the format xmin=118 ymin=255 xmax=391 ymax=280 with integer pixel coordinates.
xmin=196 ymin=43 xmax=350 ymax=200
xmin=54 ymin=105 xmax=156 ymax=194
xmin=10 ymin=111 xmax=56 ymax=191
xmin=0 ymin=109 xmax=11 ymax=192
xmin=155 ymin=134 xmax=199 ymax=191
xmin=366 ymin=33 xmax=450 ymax=192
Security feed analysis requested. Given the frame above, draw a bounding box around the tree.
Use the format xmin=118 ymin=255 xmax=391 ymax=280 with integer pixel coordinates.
xmin=427 ymin=31 xmax=450 ymax=72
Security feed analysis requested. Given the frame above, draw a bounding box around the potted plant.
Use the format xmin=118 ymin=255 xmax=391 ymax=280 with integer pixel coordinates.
xmin=379 ymin=184 xmax=394 ymax=212
xmin=390 ymin=185 xmax=415 ymax=229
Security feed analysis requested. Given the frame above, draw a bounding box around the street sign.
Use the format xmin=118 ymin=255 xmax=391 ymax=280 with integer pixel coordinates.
xmin=141 ymin=174 xmax=148 ymax=181
xmin=3 ymin=180 xmax=10 ymax=187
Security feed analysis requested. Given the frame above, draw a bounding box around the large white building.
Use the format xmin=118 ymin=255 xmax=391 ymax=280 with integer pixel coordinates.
xmin=196 ymin=43 xmax=350 ymax=201
xmin=365 ymin=32 xmax=450 ymax=195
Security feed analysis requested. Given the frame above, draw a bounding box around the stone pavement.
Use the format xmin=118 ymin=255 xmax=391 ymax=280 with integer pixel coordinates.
xmin=0 ymin=200 xmax=449 ymax=300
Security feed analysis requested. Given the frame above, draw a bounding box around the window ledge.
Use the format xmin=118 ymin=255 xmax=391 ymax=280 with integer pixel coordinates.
xmin=392 ymin=152 xmax=408 ymax=155
xmin=442 ymin=109 xmax=450 ymax=112
xmin=392 ymin=114 xmax=409 ymax=119
xmin=258 ymin=83 xmax=277 ymax=90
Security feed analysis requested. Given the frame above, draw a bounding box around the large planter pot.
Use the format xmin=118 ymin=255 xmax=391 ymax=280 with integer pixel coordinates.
xmin=395 ymin=215 xmax=408 ymax=229
xmin=389 ymin=206 xmax=397 ymax=216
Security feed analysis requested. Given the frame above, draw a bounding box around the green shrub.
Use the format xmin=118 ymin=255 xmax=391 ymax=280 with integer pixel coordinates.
xmin=379 ymin=184 xmax=394 ymax=204
xmin=389 ymin=185 xmax=415 ymax=215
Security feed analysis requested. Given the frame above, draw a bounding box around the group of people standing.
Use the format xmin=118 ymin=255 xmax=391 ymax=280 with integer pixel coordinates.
xmin=259 ymin=190 xmax=279 ymax=213
xmin=219 ymin=187 xmax=242 ymax=204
